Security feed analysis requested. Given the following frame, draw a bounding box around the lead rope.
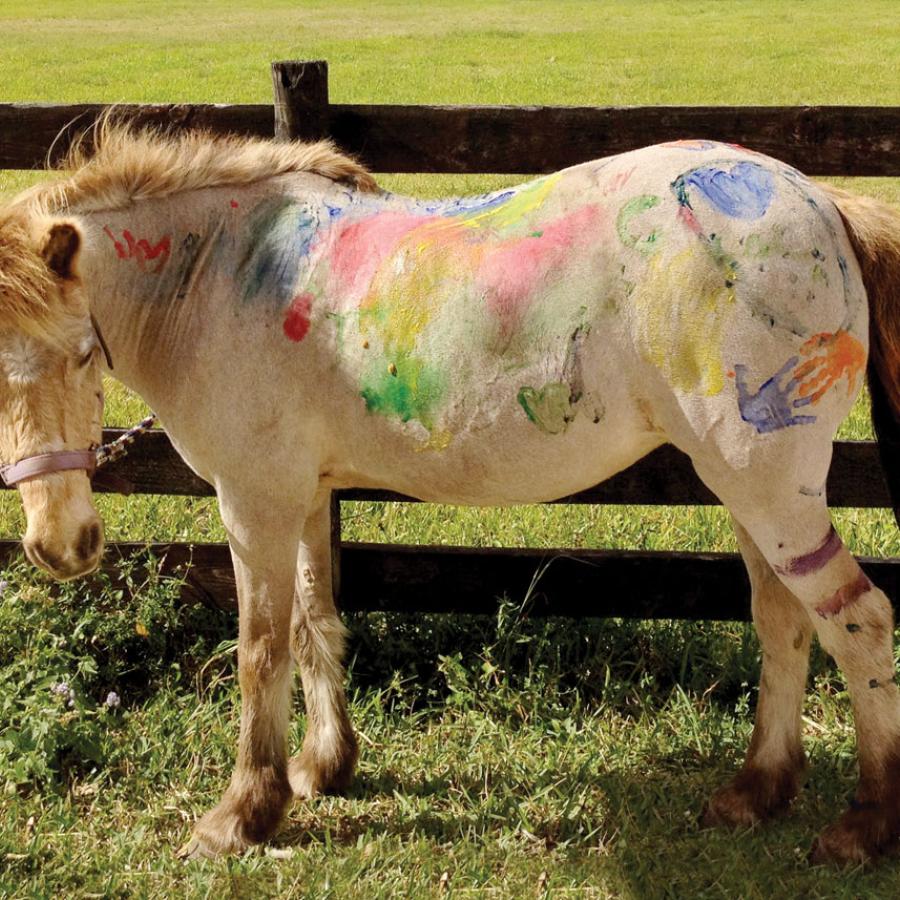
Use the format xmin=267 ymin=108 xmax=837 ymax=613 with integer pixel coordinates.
xmin=95 ymin=413 xmax=158 ymax=468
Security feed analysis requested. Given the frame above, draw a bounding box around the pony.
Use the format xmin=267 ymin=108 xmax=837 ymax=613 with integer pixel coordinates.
xmin=0 ymin=123 xmax=899 ymax=864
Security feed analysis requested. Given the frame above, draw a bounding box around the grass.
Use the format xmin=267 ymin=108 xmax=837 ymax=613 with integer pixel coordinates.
xmin=0 ymin=1 xmax=899 ymax=896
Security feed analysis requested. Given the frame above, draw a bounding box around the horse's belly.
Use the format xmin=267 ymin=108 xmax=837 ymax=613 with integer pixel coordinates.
xmin=398 ymin=430 xmax=665 ymax=505
xmin=333 ymin=381 xmax=663 ymax=506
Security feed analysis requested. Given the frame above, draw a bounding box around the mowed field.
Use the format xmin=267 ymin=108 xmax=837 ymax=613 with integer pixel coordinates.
xmin=1 ymin=1 xmax=900 ymax=896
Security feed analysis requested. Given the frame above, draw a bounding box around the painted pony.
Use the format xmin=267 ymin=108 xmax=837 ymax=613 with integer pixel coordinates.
xmin=1 ymin=124 xmax=899 ymax=864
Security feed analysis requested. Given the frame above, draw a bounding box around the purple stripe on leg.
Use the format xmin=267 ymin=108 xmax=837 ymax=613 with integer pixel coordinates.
xmin=774 ymin=526 xmax=842 ymax=577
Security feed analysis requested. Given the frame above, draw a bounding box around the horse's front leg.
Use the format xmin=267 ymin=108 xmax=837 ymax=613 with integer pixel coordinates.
xmin=181 ymin=493 xmax=303 ymax=859
xmin=289 ymin=492 xmax=358 ymax=797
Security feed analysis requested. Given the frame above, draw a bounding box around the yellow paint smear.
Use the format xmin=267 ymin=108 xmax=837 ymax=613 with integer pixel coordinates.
xmin=634 ymin=247 xmax=735 ymax=396
xmin=415 ymin=429 xmax=453 ymax=452
xmin=460 ymin=173 xmax=562 ymax=231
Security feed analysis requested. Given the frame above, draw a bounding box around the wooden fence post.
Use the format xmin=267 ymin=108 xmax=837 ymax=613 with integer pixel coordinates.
xmin=271 ymin=60 xmax=330 ymax=142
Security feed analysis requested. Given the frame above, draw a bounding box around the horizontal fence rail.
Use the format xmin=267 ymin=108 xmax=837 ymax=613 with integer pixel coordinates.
xmin=0 ymin=431 xmax=894 ymax=621
xmin=0 ymin=431 xmax=891 ymax=509
xmin=2 ymin=102 xmax=899 ymax=176
xmin=2 ymin=60 xmax=898 ymax=621
xmin=0 ymin=538 xmax=896 ymax=622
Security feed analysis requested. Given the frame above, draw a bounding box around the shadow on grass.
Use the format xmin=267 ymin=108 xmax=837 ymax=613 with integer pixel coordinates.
xmin=591 ymin=753 xmax=900 ymax=898
xmin=270 ymin=747 xmax=900 ymax=897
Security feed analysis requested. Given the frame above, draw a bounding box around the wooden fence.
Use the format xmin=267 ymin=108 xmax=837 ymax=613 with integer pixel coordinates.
xmin=1 ymin=60 xmax=899 ymax=621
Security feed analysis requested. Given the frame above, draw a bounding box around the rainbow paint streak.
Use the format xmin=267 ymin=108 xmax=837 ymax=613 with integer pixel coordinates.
xmin=319 ymin=178 xmax=601 ymax=432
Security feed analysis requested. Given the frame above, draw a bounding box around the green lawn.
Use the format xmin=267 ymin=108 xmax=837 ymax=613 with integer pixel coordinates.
xmin=1 ymin=2 xmax=900 ymax=897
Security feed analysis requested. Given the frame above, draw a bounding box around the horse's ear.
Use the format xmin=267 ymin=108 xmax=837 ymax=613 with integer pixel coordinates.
xmin=41 ymin=221 xmax=82 ymax=281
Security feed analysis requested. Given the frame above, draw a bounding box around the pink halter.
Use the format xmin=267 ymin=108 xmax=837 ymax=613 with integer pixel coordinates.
xmin=0 ymin=449 xmax=97 ymax=486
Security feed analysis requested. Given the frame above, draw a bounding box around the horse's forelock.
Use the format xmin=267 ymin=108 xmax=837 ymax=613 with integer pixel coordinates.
xmin=0 ymin=213 xmax=77 ymax=346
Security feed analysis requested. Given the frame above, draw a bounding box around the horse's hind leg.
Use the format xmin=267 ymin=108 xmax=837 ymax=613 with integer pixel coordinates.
xmin=288 ymin=492 xmax=357 ymax=798
xmin=699 ymin=462 xmax=900 ymax=863
xmin=704 ymin=521 xmax=812 ymax=827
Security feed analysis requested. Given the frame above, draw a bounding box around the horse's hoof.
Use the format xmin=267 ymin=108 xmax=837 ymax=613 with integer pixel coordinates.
xmin=808 ymin=807 xmax=900 ymax=866
xmin=702 ymin=764 xmax=802 ymax=829
xmin=177 ymin=809 xmax=254 ymax=860
xmin=179 ymin=783 xmax=290 ymax=859
xmin=177 ymin=834 xmax=225 ymax=861
xmin=702 ymin=793 xmax=761 ymax=829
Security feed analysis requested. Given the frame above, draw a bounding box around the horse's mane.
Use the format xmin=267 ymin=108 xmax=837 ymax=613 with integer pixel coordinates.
xmin=0 ymin=118 xmax=377 ymax=339
xmin=18 ymin=117 xmax=379 ymax=217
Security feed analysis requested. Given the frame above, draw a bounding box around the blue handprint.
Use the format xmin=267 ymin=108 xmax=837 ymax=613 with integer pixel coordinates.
xmin=734 ymin=356 xmax=817 ymax=434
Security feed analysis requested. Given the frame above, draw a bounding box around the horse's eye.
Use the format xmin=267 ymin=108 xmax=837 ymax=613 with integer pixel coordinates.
xmin=77 ymin=346 xmax=96 ymax=368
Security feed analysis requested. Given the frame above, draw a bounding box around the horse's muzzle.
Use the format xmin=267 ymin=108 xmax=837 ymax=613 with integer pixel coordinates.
xmin=24 ymin=520 xmax=104 ymax=581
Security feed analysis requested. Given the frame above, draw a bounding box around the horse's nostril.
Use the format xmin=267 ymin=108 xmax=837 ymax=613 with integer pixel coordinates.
xmin=29 ymin=540 xmax=63 ymax=573
xmin=77 ymin=522 xmax=102 ymax=561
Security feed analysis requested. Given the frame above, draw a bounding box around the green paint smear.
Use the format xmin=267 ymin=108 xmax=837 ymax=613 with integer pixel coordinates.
xmin=518 ymin=382 xmax=578 ymax=435
xmin=360 ymin=352 xmax=445 ymax=429
xmin=616 ymin=195 xmax=662 ymax=256
xmin=706 ymin=234 xmax=740 ymax=281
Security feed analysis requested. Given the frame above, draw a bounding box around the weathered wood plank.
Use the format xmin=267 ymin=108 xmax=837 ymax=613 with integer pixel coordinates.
xmin=0 ymin=103 xmax=273 ymax=169
xmin=93 ymin=429 xmax=215 ymax=496
xmin=0 ymin=432 xmax=889 ymax=508
xmin=326 ymin=104 xmax=900 ymax=176
xmin=338 ymin=543 xmax=900 ymax=619
xmin=1 ymin=538 xmax=898 ymax=621
xmin=2 ymin=102 xmax=898 ymax=175
xmin=337 ymin=441 xmax=893 ymax=509
xmin=272 ymin=60 xmax=329 ymax=143
xmin=0 ymin=539 xmax=236 ymax=610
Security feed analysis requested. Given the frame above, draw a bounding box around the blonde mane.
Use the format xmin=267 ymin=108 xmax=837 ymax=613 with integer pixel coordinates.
xmin=0 ymin=120 xmax=377 ymax=336
xmin=17 ymin=118 xmax=379 ymax=217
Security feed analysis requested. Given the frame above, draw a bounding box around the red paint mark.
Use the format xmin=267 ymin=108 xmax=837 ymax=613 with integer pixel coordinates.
xmin=477 ymin=205 xmax=602 ymax=335
xmin=283 ymin=293 xmax=313 ymax=342
xmin=775 ymin=526 xmax=842 ymax=577
xmin=103 ymin=226 xmax=171 ymax=273
xmin=676 ymin=205 xmax=703 ymax=236
xmin=230 ymin=200 xmax=239 ymax=209
xmin=815 ymin=570 xmax=872 ymax=618
xmin=726 ymin=370 xmax=735 ymax=378
xmin=601 ymin=166 xmax=637 ymax=196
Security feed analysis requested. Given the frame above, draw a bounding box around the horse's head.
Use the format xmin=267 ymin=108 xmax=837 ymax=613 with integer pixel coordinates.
xmin=0 ymin=214 xmax=104 ymax=580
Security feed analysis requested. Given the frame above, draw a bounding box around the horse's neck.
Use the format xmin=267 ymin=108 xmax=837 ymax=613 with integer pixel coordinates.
xmin=74 ymin=177 xmax=373 ymax=416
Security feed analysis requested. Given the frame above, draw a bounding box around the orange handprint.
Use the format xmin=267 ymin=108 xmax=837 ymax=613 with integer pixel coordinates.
xmin=792 ymin=330 xmax=866 ymax=406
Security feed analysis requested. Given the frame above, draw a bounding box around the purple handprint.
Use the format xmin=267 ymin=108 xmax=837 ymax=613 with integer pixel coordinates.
xmin=734 ymin=356 xmax=817 ymax=434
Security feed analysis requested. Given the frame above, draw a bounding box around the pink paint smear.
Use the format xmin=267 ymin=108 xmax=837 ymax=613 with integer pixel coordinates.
xmin=477 ymin=204 xmax=602 ymax=333
xmin=328 ymin=212 xmax=444 ymax=300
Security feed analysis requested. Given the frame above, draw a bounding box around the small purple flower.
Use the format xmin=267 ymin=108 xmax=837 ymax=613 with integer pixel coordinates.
xmin=0 ymin=580 xmax=8 ymax=595
xmin=105 ymin=691 xmax=121 ymax=709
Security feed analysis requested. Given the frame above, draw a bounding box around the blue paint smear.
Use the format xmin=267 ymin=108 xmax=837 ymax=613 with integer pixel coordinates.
xmin=415 ymin=190 xmax=517 ymax=218
xmin=735 ymin=357 xmax=817 ymax=433
xmin=681 ymin=162 xmax=775 ymax=219
xmin=240 ymin=198 xmax=320 ymax=307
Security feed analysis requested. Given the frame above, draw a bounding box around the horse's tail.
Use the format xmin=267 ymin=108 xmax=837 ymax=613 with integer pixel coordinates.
xmin=822 ymin=184 xmax=900 ymax=526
